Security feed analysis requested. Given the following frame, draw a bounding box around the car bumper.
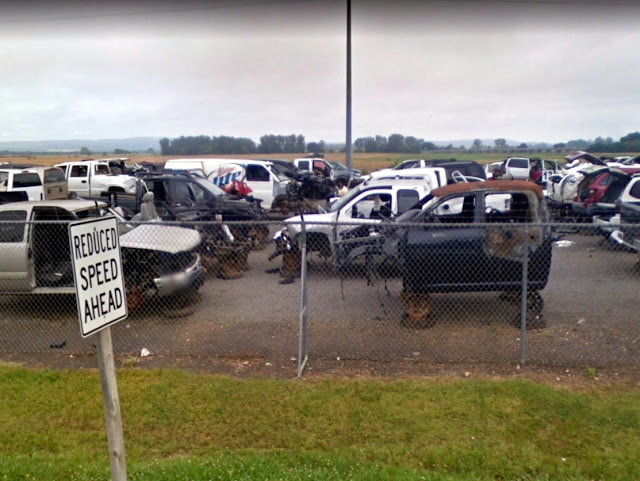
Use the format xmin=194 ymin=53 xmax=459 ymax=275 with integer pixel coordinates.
xmin=609 ymin=230 xmax=637 ymax=251
xmin=154 ymin=253 xmax=205 ymax=296
xmin=593 ymin=214 xmax=620 ymax=233
xmin=572 ymin=202 xmax=616 ymax=219
xmin=545 ymin=197 xmax=569 ymax=210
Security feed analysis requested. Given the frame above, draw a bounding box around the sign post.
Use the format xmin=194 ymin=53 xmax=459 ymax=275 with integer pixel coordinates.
xmin=69 ymin=216 xmax=128 ymax=481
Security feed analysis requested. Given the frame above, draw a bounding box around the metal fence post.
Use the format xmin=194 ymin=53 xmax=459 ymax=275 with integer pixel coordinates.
xmin=520 ymin=223 xmax=529 ymax=365
xmin=298 ymin=218 xmax=309 ymax=377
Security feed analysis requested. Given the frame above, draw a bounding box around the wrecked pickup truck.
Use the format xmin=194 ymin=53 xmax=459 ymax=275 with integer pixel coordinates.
xmin=56 ymin=160 xmax=138 ymax=197
xmin=396 ymin=180 xmax=552 ymax=328
xmin=105 ymin=171 xmax=269 ymax=278
xmin=0 ymin=200 xmax=205 ymax=309
xmin=344 ymin=181 xmax=553 ymax=328
xmin=280 ymin=176 xmax=434 ymax=262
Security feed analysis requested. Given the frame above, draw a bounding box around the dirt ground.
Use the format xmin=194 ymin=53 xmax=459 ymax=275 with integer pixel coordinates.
xmin=1 ymin=224 xmax=639 ymax=387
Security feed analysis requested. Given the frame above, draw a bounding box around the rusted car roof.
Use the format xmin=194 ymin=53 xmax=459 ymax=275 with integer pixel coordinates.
xmin=430 ymin=180 xmax=544 ymax=200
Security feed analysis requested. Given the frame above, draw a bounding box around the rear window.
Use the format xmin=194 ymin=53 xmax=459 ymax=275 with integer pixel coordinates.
xmin=394 ymin=161 xmax=419 ymax=170
xmin=13 ymin=173 xmax=42 ymax=188
xmin=0 ymin=210 xmax=27 ymax=242
xmin=44 ymin=168 xmax=66 ymax=183
xmin=628 ymin=180 xmax=640 ymax=200
xmin=509 ymin=158 xmax=529 ymax=169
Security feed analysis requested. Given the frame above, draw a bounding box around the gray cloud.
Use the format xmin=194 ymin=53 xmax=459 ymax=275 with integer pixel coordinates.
xmin=1 ymin=0 xmax=639 ymax=144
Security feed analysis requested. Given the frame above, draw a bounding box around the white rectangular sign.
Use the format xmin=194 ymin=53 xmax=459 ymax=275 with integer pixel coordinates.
xmin=69 ymin=216 xmax=128 ymax=337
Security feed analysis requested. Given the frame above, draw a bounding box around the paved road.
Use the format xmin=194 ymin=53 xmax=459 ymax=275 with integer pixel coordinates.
xmin=1 ymin=226 xmax=639 ymax=375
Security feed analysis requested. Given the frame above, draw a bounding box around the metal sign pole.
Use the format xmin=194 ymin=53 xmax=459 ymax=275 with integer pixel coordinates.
xmin=298 ymin=218 xmax=309 ymax=377
xmin=97 ymin=327 xmax=127 ymax=481
xmin=69 ymin=216 xmax=128 ymax=480
xmin=520 ymin=224 xmax=529 ymax=365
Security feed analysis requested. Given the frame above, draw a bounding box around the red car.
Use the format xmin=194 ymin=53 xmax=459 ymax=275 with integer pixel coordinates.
xmin=572 ymin=166 xmax=640 ymax=219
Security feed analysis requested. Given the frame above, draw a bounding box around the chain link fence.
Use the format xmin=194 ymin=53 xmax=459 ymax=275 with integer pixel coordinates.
xmin=1 ymin=215 xmax=639 ymax=375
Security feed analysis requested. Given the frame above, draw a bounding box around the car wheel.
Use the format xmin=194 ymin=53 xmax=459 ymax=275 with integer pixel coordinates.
xmin=511 ymin=292 xmax=546 ymax=329
xmin=401 ymin=292 xmax=436 ymax=328
xmin=162 ymin=292 xmax=201 ymax=318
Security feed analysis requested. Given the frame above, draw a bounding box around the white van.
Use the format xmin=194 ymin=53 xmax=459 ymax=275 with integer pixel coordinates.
xmin=163 ymin=158 xmax=289 ymax=210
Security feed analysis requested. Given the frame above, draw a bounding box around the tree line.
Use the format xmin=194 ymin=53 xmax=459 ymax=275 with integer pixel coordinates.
xmin=158 ymin=134 xmax=327 ymax=156
xmin=157 ymin=131 xmax=640 ymax=156
xmin=585 ymin=132 xmax=640 ymax=153
xmin=353 ymin=134 xmax=438 ymax=153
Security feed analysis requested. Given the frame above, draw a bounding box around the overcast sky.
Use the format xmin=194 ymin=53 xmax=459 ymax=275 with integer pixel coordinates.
xmin=1 ymin=0 xmax=639 ymax=145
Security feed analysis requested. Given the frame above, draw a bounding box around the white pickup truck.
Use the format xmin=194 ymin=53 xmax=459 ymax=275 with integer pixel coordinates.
xmin=281 ymin=176 xmax=436 ymax=260
xmin=56 ymin=160 xmax=138 ymax=197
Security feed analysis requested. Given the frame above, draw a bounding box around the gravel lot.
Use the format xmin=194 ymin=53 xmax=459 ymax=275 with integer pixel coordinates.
xmin=2 ymin=225 xmax=640 ymax=382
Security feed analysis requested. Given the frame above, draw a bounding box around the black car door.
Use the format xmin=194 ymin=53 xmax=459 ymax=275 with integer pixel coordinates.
xmin=403 ymin=192 xmax=484 ymax=293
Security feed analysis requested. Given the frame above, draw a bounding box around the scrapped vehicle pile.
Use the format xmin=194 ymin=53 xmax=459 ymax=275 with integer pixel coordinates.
xmin=104 ymin=171 xmax=270 ymax=280
xmin=271 ymin=160 xmax=554 ymax=329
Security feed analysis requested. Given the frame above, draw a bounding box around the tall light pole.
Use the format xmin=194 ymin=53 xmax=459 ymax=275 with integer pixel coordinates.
xmin=346 ymin=0 xmax=352 ymax=168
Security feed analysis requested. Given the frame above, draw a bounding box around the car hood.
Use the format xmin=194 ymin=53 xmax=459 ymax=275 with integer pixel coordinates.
xmin=564 ymin=151 xmax=607 ymax=166
xmin=120 ymin=224 xmax=201 ymax=253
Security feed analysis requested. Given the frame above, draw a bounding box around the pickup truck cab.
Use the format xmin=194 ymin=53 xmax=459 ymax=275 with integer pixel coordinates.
xmin=56 ymin=160 xmax=138 ymax=197
xmin=283 ymin=177 xmax=433 ymax=259
xmin=367 ymin=159 xmax=486 ymax=183
xmin=0 ymin=200 xmax=204 ymax=300
xmin=293 ymin=157 xmax=362 ymax=188
xmin=390 ymin=180 xmax=552 ymax=327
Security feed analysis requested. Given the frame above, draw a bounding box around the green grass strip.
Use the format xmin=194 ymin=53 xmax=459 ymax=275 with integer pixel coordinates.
xmin=1 ymin=365 xmax=639 ymax=480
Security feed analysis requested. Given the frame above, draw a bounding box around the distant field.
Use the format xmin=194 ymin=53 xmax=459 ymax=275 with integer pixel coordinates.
xmin=0 ymin=150 xmax=590 ymax=175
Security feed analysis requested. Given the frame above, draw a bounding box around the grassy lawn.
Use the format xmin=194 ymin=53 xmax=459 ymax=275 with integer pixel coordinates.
xmin=1 ymin=364 xmax=639 ymax=480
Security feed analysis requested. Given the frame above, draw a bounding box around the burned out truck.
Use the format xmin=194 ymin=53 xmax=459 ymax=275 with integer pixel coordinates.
xmin=0 ymin=200 xmax=205 ymax=308
xmin=380 ymin=180 xmax=553 ymax=328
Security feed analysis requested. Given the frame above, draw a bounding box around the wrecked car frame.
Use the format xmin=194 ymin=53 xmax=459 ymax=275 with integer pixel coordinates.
xmin=0 ymin=200 xmax=205 ymax=306
xmin=339 ymin=181 xmax=553 ymax=328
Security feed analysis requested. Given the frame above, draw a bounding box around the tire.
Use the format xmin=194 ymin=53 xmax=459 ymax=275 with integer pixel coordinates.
xmin=162 ymin=293 xmax=201 ymax=318
xmin=401 ymin=292 xmax=436 ymax=328
xmin=511 ymin=291 xmax=546 ymax=329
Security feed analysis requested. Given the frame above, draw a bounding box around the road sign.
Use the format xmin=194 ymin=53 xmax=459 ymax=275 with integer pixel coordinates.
xmin=69 ymin=216 xmax=128 ymax=337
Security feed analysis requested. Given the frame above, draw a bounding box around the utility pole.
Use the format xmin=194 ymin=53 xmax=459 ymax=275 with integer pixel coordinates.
xmin=346 ymin=0 xmax=352 ymax=169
